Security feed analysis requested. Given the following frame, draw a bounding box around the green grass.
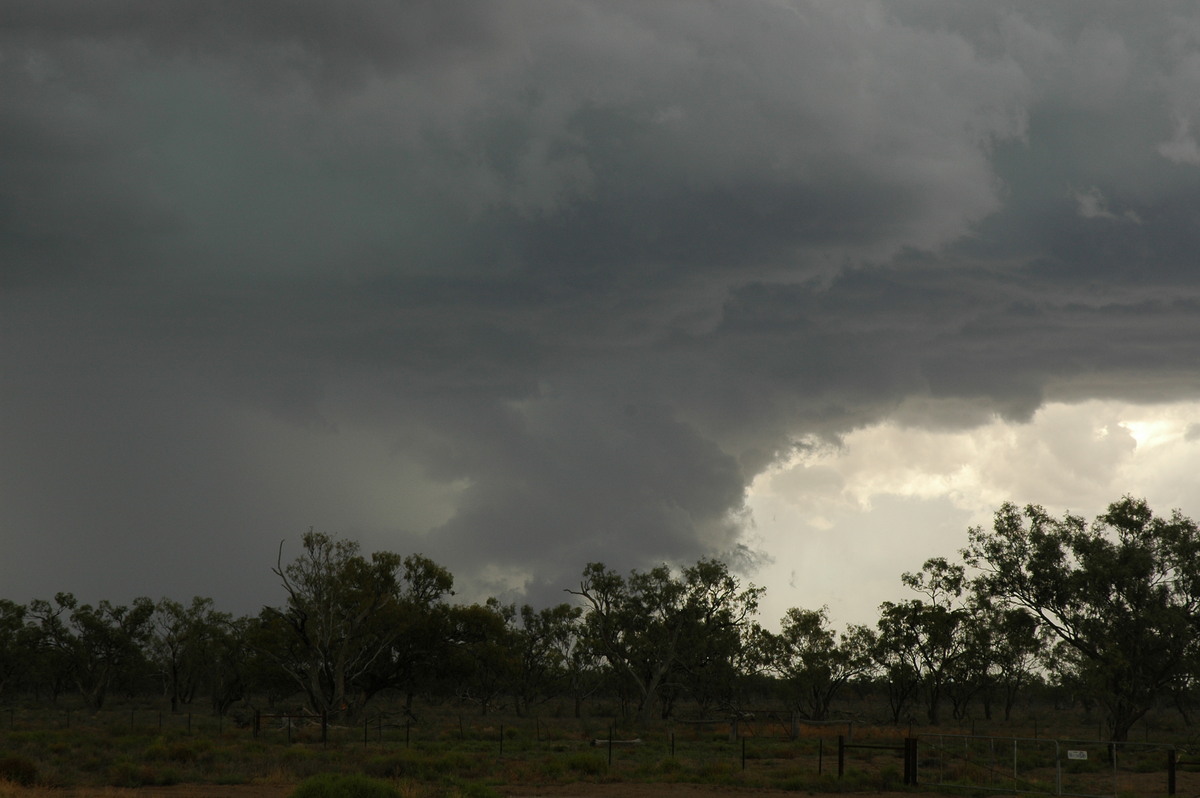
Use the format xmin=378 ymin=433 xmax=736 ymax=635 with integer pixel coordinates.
xmin=291 ymin=773 xmax=401 ymax=798
xmin=0 ymin=697 xmax=1195 ymax=794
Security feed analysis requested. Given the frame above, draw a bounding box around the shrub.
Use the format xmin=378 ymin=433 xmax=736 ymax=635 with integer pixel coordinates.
xmin=364 ymin=751 xmax=473 ymax=781
xmin=448 ymin=780 xmax=499 ymax=798
xmin=106 ymin=760 xmax=144 ymax=788
xmin=564 ymin=753 xmax=606 ymax=776
xmin=291 ymin=773 xmax=401 ymax=798
xmin=0 ymin=755 xmax=37 ymax=786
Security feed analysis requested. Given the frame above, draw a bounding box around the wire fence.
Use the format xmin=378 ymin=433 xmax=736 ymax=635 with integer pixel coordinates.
xmin=919 ymin=732 xmax=1200 ymax=797
xmin=0 ymin=703 xmax=908 ymax=785
xmin=4 ymin=703 xmax=1198 ymax=797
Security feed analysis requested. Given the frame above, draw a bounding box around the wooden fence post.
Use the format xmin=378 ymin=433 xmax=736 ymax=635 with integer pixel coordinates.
xmin=904 ymin=737 xmax=917 ymax=785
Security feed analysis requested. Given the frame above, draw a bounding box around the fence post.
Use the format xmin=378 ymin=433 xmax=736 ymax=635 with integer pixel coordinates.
xmin=1108 ymin=741 xmax=1117 ymax=798
xmin=904 ymin=737 xmax=917 ymax=785
xmin=321 ymin=711 xmax=327 ymax=746
xmin=1168 ymin=748 xmax=1176 ymax=796
xmin=253 ymin=710 xmax=260 ymax=738
xmin=837 ymin=734 xmax=845 ymax=778
xmin=818 ymin=738 xmax=823 ymax=775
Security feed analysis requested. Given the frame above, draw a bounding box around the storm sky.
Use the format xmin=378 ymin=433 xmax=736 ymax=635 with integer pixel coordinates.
xmin=6 ymin=1 xmax=1200 ymax=627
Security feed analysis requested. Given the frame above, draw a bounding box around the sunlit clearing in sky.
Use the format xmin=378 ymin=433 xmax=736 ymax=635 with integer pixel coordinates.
xmin=747 ymin=400 xmax=1200 ymax=631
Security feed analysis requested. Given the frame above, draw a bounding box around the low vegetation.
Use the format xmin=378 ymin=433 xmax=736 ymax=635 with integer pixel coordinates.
xmin=1 ymin=496 xmax=1199 ymax=794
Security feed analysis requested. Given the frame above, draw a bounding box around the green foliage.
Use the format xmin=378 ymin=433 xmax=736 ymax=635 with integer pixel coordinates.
xmin=267 ymin=531 xmax=455 ymax=721
xmin=25 ymin=593 xmax=156 ymax=709
xmin=151 ymin=597 xmax=243 ymax=714
xmin=510 ymin=603 xmax=584 ymax=716
xmin=568 ymin=558 xmax=763 ymax=725
xmin=763 ymin=606 xmax=873 ymax=720
xmin=363 ymin=750 xmax=472 ymax=781
xmin=290 ymin=772 xmax=401 ymax=798
xmin=447 ymin=780 xmax=500 ymax=798
xmin=874 ymin=558 xmax=977 ymax=726
xmin=965 ymin=496 xmax=1200 ymax=741
xmin=564 ymin=752 xmax=606 ymax=776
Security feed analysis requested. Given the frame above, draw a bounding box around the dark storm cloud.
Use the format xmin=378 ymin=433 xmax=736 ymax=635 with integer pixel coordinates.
xmin=3 ymin=1 xmax=501 ymax=78
xmin=5 ymin=1 xmax=1200 ymax=612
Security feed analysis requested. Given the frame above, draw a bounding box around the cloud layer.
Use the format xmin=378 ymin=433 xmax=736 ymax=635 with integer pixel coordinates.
xmin=4 ymin=2 xmax=1200 ymax=614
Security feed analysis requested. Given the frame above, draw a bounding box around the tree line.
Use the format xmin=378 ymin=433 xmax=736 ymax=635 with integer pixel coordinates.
xmin=1 ymin=496 xmax=1198 ymax=741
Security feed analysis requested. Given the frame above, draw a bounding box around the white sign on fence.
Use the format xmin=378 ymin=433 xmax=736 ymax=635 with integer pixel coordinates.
xmin=1067 ymin=750 xmax=1088 ymax=760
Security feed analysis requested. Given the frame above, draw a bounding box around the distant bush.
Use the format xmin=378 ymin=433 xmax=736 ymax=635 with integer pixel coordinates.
xmin=564 ymin=752 xmax=605 ymax=776
xmin=0 ymin=755 xmax=38 ymax=786
xmin=291 ymin=772 xmax=401 ymax=798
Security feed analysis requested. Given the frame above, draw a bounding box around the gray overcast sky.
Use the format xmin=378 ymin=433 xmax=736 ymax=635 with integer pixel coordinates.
xmin=5 ymin=1 xmax=1200 ymax=625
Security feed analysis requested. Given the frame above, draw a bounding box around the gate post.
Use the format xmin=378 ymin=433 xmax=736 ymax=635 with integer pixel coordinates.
xmin=837 ymin=735 xmax=845 ymax=778
xmin=904 ymin=737 xmax=917 ymax=785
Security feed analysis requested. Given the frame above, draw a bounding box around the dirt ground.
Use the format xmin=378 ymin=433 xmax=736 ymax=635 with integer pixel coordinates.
xmin=2 ymin=784 xmax=955 ymax=798
xmin=497 ymin=786 xmax=949 ymax=798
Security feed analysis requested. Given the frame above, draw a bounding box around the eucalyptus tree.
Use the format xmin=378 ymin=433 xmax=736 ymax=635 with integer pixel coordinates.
xmin=975 ymin=604 xmax=1042 ymax=721
xmin=871 ymin=625 xmax=922 ymax=726
xmin=25 ymin=594 xmax=74 ymax=701
xmin=964 ymin=497 xmax=1200 ymax=741
xmin=568 ymin=558 xmax=763 ymax=725
xmin=510 ymin=602 xmax=583 ymax=716
xmin=367 ymin=553 xmax=455 ymax=714
xmin=564 ymin=634 xmax=606 ymax=718
xmin=207 ymin=614 xmax=252 ymax=716
xmin=151 ymin=596 xmax=235 ymax=712
xmin=268 ymin=530 xmax=454 ymax=721
xmin=874 ymin=558 xmax=975 ymax=726
xmin=766 ymin=606 xmax=874 ymax=720
xmin=28 ymin=593 xmax=155 ymax=709
xmin=0 ymin=599 xmax=34 ymax=699
xmin=447 ymin=599 xmax=518 ymax=715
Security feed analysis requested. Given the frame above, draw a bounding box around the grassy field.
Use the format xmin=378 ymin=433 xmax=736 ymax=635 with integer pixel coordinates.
xmin=1 ymin=698 xmax=1198 ymax=797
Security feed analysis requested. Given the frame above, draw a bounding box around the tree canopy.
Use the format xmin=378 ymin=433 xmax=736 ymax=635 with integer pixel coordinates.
xmin=3 ymin=497 xmax=1200 ymax=739
xmin=965 ymin=496 xmax=1200 ymax=740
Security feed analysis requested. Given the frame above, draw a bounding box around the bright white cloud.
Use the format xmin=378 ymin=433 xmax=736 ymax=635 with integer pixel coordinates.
xmin=748 ymin=399 xmax=1200 ymax=630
